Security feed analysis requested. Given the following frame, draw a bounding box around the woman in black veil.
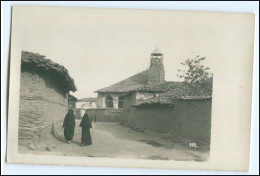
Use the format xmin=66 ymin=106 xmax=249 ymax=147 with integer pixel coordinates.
xmin=62 ymin=109 xmax=75 ymax=144
xmin=79 ymin=110 xmax=92 ymax=146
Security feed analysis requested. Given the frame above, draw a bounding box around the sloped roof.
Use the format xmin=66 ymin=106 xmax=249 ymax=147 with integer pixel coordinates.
xmin=132 ymin=82 xmax=212 ymax=106
xmin=78 ymin=97 xmax=99 ymax=102
xmin=21 ymin=51 xmax=77 ymax=92
xmin=151 ymin=48 xmax=163 ymax=56
xmin=151 ymin=48 xmax=163 ymax=55
xmin=121 ymin=81 xmax=181 ymax=97
xmin=95 ymin=70 xmax=149 ymax=93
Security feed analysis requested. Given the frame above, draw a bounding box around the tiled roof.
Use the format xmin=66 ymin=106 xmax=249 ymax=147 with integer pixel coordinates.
xmin=95 ymin=70 xmax=149 ymax=93
xmin=132 ymin=82 xmax=212 ymax=106
xmin=134 ymin=81 xmax=183 ymax=93
xmin=21 ymin=51 xmax=77 ymax=92
xmin=78 ymin=97 xmax=99 ymax=102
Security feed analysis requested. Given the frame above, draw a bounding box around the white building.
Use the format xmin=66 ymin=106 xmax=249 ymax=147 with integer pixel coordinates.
xmin=95 ymin=48 xmax=165 ymax=109
xmin=75 ymin=97 xmax=99 ymax=118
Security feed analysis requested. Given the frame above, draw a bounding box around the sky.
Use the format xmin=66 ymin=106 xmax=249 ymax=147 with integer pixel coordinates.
xmin=12 ymin=6 xmax=254 ymax=99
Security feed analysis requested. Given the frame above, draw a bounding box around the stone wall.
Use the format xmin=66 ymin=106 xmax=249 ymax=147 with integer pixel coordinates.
xmin=86 ymin=108 xmax=123 ymax=122
xmin=123 ymin=97 xmax=212 ymax=142
xmin=18 ymin=69 xmax=68 ymax=145
xmin=148 ymin=57 xmax=165 ymax=85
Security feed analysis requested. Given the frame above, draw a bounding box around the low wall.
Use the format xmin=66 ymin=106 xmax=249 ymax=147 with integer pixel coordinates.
xmin=74 ymin=109 xmax=81 ymax=119
xmin=124 ymin=105 xmax=179 ymax=134
xmin=123 ymin=99 xmax=212 ymax=142
xmin=86 ymin=108 xmax=123 ymax=122
xmin=178 ymin=100 xmax=212 ymax=143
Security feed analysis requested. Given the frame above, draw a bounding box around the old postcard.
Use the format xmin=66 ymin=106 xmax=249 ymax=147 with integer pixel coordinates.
xmin=7 ymin=6 xmax=255 ymax=171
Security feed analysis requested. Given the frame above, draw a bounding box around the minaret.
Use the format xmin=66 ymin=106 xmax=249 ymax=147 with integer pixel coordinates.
xmin=148 ymin=48 xmax=165 ymax=85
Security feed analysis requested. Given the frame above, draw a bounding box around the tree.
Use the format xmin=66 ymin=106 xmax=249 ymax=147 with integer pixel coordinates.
xmin=177 ymin=55 xmax=213 ymax=86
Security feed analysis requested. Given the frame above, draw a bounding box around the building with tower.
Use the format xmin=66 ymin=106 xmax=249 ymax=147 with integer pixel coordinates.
xmin=148 ymin=48 xmax=165 ymax=85
xmin=95 ymin=48 xmax=166 ymax=109
xmin=93 ymin=48 xmax=212 ymax=142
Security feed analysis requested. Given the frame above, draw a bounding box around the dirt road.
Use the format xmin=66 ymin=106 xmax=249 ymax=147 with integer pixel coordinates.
xmin=19 ymin=120 xmax=209 ymax=161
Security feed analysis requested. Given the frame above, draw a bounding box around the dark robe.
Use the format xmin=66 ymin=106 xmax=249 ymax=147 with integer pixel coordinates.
xmin=62 ymin=111 xmax=75 ymax=141
xmin=79 ymin=113 xmax=92 ymax=145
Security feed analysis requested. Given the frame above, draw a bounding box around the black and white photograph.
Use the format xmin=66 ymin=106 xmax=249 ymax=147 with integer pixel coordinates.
xmin=5 ymin=4 xmax=256 ymax=173
xmin=18 ymin=48 xmax=212 ymax=161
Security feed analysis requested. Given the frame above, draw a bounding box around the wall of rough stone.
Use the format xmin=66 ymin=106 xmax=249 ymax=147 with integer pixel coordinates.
xmin=148 ymin=61 xmax=165 ymax=85
xmin=86 ymin=108 xmax=123 ymax=122
xmin=18 ymin=69 xmax=68 ymax=145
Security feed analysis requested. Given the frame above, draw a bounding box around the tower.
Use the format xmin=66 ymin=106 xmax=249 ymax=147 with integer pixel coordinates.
xmin=148 ymin=48 xmax=165 ymax=85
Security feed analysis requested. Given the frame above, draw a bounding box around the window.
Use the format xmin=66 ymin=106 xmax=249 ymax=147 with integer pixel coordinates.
xmin=105 ymin=95 xmax=113 ymax=108
xmin=118 ymin=96 xmax=125 ymax=108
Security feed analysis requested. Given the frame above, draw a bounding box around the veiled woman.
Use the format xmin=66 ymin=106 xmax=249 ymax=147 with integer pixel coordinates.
xmin=79 ymin=111 xmax=92 ymax=146
xmin=62 ymin=109 xmax=75 ymax=144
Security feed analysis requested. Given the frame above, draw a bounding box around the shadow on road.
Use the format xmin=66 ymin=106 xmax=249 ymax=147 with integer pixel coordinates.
xmin=51 ymin=123 xmax=82 ymax=146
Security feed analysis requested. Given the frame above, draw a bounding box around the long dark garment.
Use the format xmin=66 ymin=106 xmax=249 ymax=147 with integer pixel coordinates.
xmin=63 ymin=110 xmax=75 ymax=141
xmin=80 ymin=113 xmax=92 ymax=145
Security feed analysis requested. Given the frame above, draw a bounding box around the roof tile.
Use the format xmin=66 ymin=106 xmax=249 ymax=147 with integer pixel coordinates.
xmin=21 ymin=51 xmax=77 ymax=92
xmin=132 ymin=81 xmax=212 ymax=106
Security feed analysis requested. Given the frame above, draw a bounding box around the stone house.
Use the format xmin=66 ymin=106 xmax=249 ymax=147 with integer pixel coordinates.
xmin=95 ymin=48 xmax=165 ymax=109
xmin=18 ymin=51 xmax=77 ymax=145
xmin=122 ymin=81 xmax=213 ymax=142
